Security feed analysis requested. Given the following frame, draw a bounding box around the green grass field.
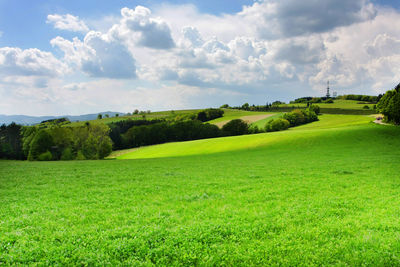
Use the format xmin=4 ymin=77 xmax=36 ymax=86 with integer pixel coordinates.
xmin=1 ymin=114 xmax=400 ymax=265
xmin=278 ymin=99 xmax=375 ymax=109
xmin=115 ymin=114 xmax=375 ymax=159
xmin=68 ymin=109 xmax=201 ymax=127
xmin=207 ymin=109 xmax=273 ymax=124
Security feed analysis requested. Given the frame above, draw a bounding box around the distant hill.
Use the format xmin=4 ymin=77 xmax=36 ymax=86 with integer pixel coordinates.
xmin=0 ymin=112 xmax=125 ymax=125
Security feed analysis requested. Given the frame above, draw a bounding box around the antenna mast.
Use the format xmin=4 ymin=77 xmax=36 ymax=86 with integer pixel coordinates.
xmin=326 ymin=81 xmax=330 ymax=98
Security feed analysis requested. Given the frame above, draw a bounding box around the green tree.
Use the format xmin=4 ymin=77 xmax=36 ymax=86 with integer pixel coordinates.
xmin=241 ymin=103 xmax=250 ymax=110
xmin=222 ymin=119 xmax=248 ymax=136
xmin=377 ymin=84 xmax=400 ymax=124
xmin=28 ymin=130 xmax=54 ymax=161
xmin=265 ymin=118 xmax=290 ymax=132
xmin=97 ymin=114 xmax=102 ymax=119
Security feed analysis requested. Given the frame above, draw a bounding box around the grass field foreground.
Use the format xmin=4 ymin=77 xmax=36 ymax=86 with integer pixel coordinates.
xmin=1 ymin=114 xmax=400 ymax=265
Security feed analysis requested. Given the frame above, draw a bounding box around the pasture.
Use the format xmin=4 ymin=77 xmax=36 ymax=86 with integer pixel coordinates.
xmin=1 ymin=114 xmax=400 ymax=265
xmin=278 ymin=99 xmax=376 ymax=109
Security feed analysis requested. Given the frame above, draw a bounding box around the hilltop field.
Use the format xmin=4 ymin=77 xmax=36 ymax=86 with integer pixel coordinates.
xmin=1 ymin=108 xmax=400 ymax=265
xmin=65 ymin=98 xmax=376 ymax=127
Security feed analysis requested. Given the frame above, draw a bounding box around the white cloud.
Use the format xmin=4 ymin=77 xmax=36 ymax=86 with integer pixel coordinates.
xmin=0 ymin=47 xmax=68 ymax=77
xmin=47 ymin=14 xmax=89 ymax=33
xmin=4 ymin=1 xmax=400 ymax=115
xmin=248 ymin=0 xmax=377 ymax=38
xmin=110 ymin=6 xmax=175 ymax=49
xmin=51 ymin=32 xmax=137 ymax=79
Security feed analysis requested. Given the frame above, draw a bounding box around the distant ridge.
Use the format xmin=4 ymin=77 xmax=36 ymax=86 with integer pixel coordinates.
xmin=0 ymin=111 xmax=125 ymax=125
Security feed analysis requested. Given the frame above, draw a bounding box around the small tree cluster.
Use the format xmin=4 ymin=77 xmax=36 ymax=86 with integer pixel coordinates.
xmin=196 ymin=108 xmax=224 ymax=122
xmin=265 ymin=118 xmax=290 ymax=132
xmin=0 ymin=123 xmax=24 ymax=159
xmin=123 ymin=120 xmax=221 ymax=148
xmin=222 ymin=119 xmax=248 ymax=136
xmin=23 ymin=124 xmax=112 ymax=161
xmin=282 ymin=109 xmax=318 ymax=127
xmin=377 ymin=83 xmax=400 ymax=124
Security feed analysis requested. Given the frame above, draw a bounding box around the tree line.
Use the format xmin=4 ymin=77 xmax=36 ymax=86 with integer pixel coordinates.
xmin=377 ymin=83 xmax=400 ymax=124
xmin=0 ymin=108 xmax=225 ymax=160
xmin=0 ymin=106 xmax=323 ymax=161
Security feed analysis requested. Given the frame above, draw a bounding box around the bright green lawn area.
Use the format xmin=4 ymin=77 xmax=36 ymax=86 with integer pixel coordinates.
xmin=207 ymin=109 xmax=274 ymax=124
xmin=1 ymin=117 xmax=400 ymax=265
xmin=278 ymin=99 xmax=375 ymax=109
xmin=250 ymin=113 xmax=283 ymax=128
xmin=117 ymin=114 xmax=375 ymax=160
xmin=68 ymin=109 xmax=201 ymax=127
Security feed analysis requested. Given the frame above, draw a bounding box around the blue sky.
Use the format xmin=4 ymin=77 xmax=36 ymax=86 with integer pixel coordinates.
xmin=0 ymin=0 xmax=254 ymax=49
xmin=1 ymin=0 xmax=400 ymax=115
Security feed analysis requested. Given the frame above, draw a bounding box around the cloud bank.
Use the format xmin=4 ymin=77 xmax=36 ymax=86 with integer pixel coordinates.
xmin=1 ymin=0 xmax=400 ymax=115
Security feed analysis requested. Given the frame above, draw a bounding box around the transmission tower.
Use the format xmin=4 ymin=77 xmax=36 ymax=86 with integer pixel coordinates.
xmin=326 ymin=81 xmax=330 ymax=98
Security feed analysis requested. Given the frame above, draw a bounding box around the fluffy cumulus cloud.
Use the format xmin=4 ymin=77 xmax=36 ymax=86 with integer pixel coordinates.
xmin=0 ymin=47 xmax=67 ymax=77
xmin=51 ymin=32 xmax=137 ymax=79
xmin=3 ymin=0 xmax=400 ymax=115
xmin=247 ymin=0 xmax=377 ymax=38
xmin=111 ymin=6 xmax=175 ymax=49
xmin=47 ymin=14 xmax=89 ymax=33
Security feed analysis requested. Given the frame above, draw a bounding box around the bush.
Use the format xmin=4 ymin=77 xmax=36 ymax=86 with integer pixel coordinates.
xmin=38 ymin=150 xmax=53 ymax=161
xmin=197 ymin=108 xmax=224 ymax=122
xmin=76 ymin=150 xmax=86 ymax=160
xmin=324 ymin=99 xmax=334 ymax=103
xmin=28 ymin=130 xmax=54 ymax=161
xmin=61 ymin=147 xmax=74 ymax=160
xmin=283 ymin=109 xmax=306 ymax=126
xmin=0 ymin=122 xmax=24 ymax=160
xmin=222 ymin=119 xmax=248 ymax=136
xmin=308 ymin=105 xmax=320 ymax=115
xmin=248 ymin=125 xmax=262 ymax=134
xmin=363 ymin=105 xmax=370 ymax=109
xmin=377 ymin=84 xmax=400 ymax=124
xmin=265 ymin=118 xmax=290 ymax=132
xmin=197 ymin=111 xmax=207 ymax=122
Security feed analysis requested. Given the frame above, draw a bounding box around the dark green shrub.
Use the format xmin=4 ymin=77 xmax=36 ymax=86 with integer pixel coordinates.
xmin=28 ymin=130 xmax=54 ymax=161
xmin=309 ymin=105 xmax=320 ymax=115
xmin=76 ymin=150 xmax=86 ymax=160
xmin=248 ymin=125 xmax=262 ymax=134
xmin=222 ymin=119 xmax=248 ymax=136
xmin=61 ymin=147 xmax=74 ymax=160
xmin=197 ymin=109 xmax=224 ymax=122
xmin=38 ymin=150 xmax=53 ymax=161
xmin=377 ymin=84 xmax=400 ymax=124
xmin=363 ymin=105 xmax=370 ymax=109
xmin=265 ymin=118 xmax=290 ymax=132
xmin=197 ymin=111 xmax=207 ymax=122
xmin=283 ymin=109 xmax=306 ymax=126
xmin=82 ymin=135 xmax=98 ymax=159
xmin=324 ymin=99 xmax=334 ymax=103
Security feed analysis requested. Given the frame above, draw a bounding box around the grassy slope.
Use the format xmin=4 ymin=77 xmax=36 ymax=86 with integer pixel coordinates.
xmin=68 ymin=109 xmax=201 ymax=127
xmin=1 ymin=118 xmax=400 ymax=265
xmin=278 ymin=99 xmax=375 ymax=109
xmin=116 ymin=114 xmax=374 ymax=159
xmin=250 ymin=112 xmax=283 ymax=128
xmin=207 ymin=109 xmax=274 ymax=124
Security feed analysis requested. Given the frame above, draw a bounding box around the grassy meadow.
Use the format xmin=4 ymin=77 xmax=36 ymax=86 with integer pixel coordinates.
xmin=278 ymin=99 xmax=376 ymax=109
xmin=1 ymin=112 xmax=400 ymax=265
